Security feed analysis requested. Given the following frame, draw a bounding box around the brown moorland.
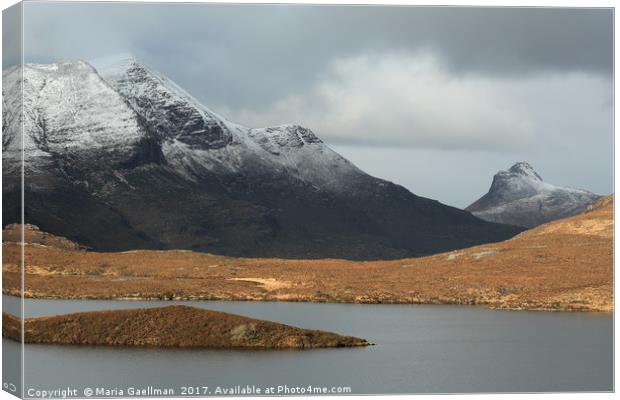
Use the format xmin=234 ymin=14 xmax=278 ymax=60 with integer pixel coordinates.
xmin=3 ymin=196 xmax=613 ymax=312
xmin=2 ymin=306 xmax=369 ymax=349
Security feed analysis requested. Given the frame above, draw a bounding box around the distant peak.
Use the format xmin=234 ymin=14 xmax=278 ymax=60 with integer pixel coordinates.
xmin=509 ymin=161 xmax=535 ymax=173
xmin=505 ymin=162 xmax=542 ymax=181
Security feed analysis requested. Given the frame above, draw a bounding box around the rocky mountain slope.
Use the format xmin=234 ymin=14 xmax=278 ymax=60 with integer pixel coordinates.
xmin=2 ymin=57 xmax=521 ymax=259
xmin=466 ymin=162 xmax=600 ymax=228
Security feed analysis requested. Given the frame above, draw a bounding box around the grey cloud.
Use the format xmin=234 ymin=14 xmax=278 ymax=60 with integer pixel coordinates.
xmin=19 ymin=3 xmax=613 ymax=110
xmin=220 ymin=51 xmax=539 ymax=151
xmin=7 ymin=2 xmax=614 ymax=206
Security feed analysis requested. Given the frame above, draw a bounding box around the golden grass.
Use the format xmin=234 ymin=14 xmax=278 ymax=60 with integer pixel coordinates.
xmin=3 ymin=196 xmax=613 ymax=312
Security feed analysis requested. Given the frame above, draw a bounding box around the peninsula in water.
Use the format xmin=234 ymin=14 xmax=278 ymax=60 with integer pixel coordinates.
xmin=2 ymin=305 xmax=370 ymax=349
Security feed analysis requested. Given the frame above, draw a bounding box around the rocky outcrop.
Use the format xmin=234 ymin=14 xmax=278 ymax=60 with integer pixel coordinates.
xmin=2 ymin=223 xmax=82 ymax=250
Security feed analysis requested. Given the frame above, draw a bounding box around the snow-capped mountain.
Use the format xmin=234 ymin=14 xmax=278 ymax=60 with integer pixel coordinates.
xmin=3 ymin=61 xmax=149 ymax=186
xmin=2 ymin=56 xmax=522 ymax=259
xmin=466 ymin=162 xmax=601 ymax=228
xmin=94 ymin=56 xmax=365 ymax=191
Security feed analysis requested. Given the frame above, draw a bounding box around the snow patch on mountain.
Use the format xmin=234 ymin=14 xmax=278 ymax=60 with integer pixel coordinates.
xmin=2 ymin=61 xmax=148 ymax=185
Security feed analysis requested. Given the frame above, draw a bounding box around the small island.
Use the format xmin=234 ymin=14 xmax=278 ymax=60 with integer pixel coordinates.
xmin=2 ymin=306 xmax=370 ymax=349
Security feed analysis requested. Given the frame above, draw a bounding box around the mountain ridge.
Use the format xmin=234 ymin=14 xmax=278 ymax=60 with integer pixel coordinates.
xmin=3 ymin=57 xmax=522 ymax=259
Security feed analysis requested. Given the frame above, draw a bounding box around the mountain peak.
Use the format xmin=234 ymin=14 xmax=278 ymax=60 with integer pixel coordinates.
xmin=488 ymin=161 xmax=547 ymax=197
xmin=506 ymin=162 xmax=542 ymax=181
xmin=467 ymin=162 xmax=600 ymax=228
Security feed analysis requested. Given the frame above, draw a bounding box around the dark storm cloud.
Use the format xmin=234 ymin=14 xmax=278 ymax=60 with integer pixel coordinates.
xmin=19 ymin=3 xmax=613 ymax=109
xmin=10 ymin=1 xmax=614 ymax=206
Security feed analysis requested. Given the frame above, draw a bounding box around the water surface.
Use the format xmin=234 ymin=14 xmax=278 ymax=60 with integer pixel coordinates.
xmin=2 ymin=296 xmax=613 ymax=396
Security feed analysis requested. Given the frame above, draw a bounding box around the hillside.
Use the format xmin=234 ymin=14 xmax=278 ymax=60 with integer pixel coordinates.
xmin=3 ymin=196 xmax=612 ymax=312
xmin=2 ymin=223 xmax=81 ymax=250
xmin=2 ymin=305 xmax=369 ymax=349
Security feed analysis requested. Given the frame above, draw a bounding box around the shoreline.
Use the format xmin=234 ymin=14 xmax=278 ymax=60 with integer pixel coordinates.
xmin=3 ymin=198 xmax=612 ymax=314
xmin=4 ymin=292 xmax=612 ymax=313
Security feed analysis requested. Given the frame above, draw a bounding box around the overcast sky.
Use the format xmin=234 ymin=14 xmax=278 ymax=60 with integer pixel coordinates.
xmin=7 ymin=2 xmax=614 ymax=207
